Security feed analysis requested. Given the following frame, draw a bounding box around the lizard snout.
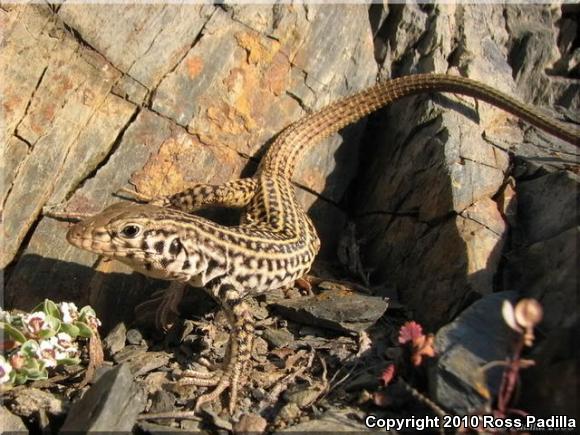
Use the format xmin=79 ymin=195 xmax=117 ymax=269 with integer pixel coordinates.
xmin=66 ymin=221 xmax=88 ymax=247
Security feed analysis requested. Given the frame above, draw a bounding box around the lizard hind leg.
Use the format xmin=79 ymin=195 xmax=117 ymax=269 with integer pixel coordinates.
xmin=189 ymin=299 xmax=255 ymax=414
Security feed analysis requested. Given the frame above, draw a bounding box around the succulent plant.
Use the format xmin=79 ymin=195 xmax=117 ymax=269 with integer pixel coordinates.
xmin=0 ymin=299 xmax=101 ymax=386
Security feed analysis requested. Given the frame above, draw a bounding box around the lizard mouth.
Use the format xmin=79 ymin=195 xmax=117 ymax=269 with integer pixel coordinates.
xmin=67 ymin=235 xmax=145 ymax=258
xmin=66 ymin=226 xmax=122 ymax=257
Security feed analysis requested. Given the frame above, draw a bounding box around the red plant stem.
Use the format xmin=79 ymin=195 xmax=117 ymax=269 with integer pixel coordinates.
xmin=497 ymin=336 xmax=525 ymax=416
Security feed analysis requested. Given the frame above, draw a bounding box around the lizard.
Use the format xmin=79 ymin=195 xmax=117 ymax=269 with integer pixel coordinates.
xmin=63 ymin=73 xmax=579 ymax=414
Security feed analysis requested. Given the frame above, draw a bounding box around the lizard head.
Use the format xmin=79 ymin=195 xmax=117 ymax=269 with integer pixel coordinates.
xmin=66 ymin=202 xmax=202 ymax=281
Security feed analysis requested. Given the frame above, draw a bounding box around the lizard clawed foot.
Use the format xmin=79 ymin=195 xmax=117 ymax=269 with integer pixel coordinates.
xmin=177 ymin=350 xmax=249 ymax=414
xmin=179 ymin=368 xmax=222 ymax=387
xmin=179 ymin=299 xmax=254 ymax=414
xmin=116 ymin=187 xmax=170 ymax=207
xmin=190 ymin=359 xmax=251 ymax=414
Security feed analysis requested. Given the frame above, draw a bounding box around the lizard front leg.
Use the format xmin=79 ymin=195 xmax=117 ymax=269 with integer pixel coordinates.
xmin=134 ymin=281 xmax=186 ymax=330
xmin=122 ymin=178 xmax=258 ymax=213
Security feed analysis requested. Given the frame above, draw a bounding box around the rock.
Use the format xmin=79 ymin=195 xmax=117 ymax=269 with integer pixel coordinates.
xmin=138 ymin=422 xmax=192 ymax=434
xmin=0 ymin=4 xmax=134 ymax=269
xmin=295 ymin=189 xmax=348 ymax=256
xmin=7 ymin=387 xmax=65 ymax=418
xmin=284 ymin=385 xmax=323 ymax=408
xmin=3 ymin=4 xmax=378 ymax=324
xmin=513 ymin=171 xmax=578 ymax=246
xmin=252 ymin=336 xmax=269 ymax=362
xmin=126 ymin=328 xmax=144 ymax=345
xmin=103 ymin=322 xmax=127 ymax=357
xmin=234 ymin=413 xmax=268 ymax=433
xmin=60 ymin=364 xmax=146 ymax=432
xmin=0 ymin=405 xmax=28 ymax=432
xmin=507 ymin=227 xmax=578 ymax=332
xmin=278 ymin=407 xmax=371 ymax=432
xmin=140 ymin=371 xmax=171 ymax=397
xmin=517 ymin=171 xmax=580 ymax=244
xmin=519 ymin=319 xmax=579 ymax=420
xmin=148 ymin=390 xmax=175 ymax=414
xmin=113 ymin=344 xmax=148 ymax=364
xmin=202 ymin=407 xmax=233 ymax=431
xmin=276 ymin=402 xmax=301 ymax=424
xmin=430 ymin=291 xmax=519 ymax=414
xmin=262 ymin=327 xmax=294 ymax=348
xmin=272 ymin=289 xmax=388 ymax=333
xmin=506 ymin=4 xmax=579 ymax=110
xmin=129 ymin=352 xmax=170 ymax=377
xmin=2 ymin=3 xmax=576 ymax=422
xmin=179 ymin=419 xmax=205 ymax=432
xmin=58 ymin=4 xmax=214 ymax=92
xmin=0 ymin=136 xmax=28 ymax=206
xmin=502 ymin=166 xmax=578 ymax=417
xmin=351 ymin=3 xmax=576 ymax=332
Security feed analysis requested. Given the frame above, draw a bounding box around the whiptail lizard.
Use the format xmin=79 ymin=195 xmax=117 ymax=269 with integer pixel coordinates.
xmin=63 ymin=74 xmax=579 ymax=413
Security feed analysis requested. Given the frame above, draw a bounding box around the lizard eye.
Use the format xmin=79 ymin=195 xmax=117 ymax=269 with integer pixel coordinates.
xmin=169 ymin=238 xmax=182 ymax=255
xmin=120 ymin=224 xmax=141 ymax=239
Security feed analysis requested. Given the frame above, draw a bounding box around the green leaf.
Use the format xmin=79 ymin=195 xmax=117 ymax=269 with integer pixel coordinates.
xmin=44 ymin=300 xmax=61 ymax=319
xmin=22 ymin=355 xmax=42 ymax=371
xmin=59 ymin=323 xmax=80 ymax=338
xmin=2 ymin=323 xmax=26 ymax=343
xmin=23 ymin=367 xmax=48 ymax=380
xmin=79 ymin=305 xmax=96 ymax=316
xmin=79 ymin=306 xmax=97 ymax=322
xmin=56 ymin=357 xmax=81 ymax=366
xmin=13 ymin=372 xmax=28 ymax=385
xmin=20 ymin=340 xmax=40 ymax=357
xmin=37 ymin=329 xmax=57 ymax=339
xmin=75 ymin=321 xmax=94 ymax=338
xmin=7 ymin=370 xmax=16 ymax=385
xmin=45 ymin=315 xmax=61 ymax=331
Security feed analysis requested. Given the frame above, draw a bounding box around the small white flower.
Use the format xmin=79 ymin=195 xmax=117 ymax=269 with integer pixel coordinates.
xmin=0 ymin=308 xmax=11 ymax=323
xmin=38 ymin=340 xmax=58 ymax=367
xmin=23 ymin=311 xmax=50 ymax=336
xmin=51 ymin=332 xmax=78 ymax=357
xmin=59 ymin=302 xmax=79 ymax=324
xmin=0 ymin=356 xmax=14 ymax=384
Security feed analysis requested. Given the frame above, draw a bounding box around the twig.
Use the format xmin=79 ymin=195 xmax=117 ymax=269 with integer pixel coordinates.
xmin=399 ymin=379 xmax=447 ymax=435
xmin=137 ymin=410 xmax=202 ymax=421
xmin=497 ymin=343 xmax=522 ymax=416
xmin=400 ymin=379 xmax=446 ymax=417
xmin=258 ymin=350 xmax=315 ymax=411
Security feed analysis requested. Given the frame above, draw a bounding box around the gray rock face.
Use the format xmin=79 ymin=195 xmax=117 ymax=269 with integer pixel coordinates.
xmin=277 ymin=408 xmax=372 ymax=433
xmin=272 ymin=289 xmax=388 ymax=333
xmin=431 ymin=291 xmax=518 ymax=414
xmin=60 ymin=364 xmax=146 ymax=432
xmin=352 ymin=3 xmax=577 ymax=333
xmin=0 ymin=406 xmax=28 ymax=432
xmin=515 ymin=171 xmax=578 ymax=245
